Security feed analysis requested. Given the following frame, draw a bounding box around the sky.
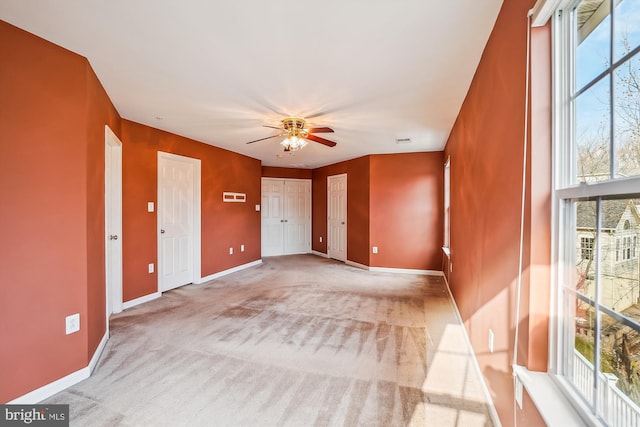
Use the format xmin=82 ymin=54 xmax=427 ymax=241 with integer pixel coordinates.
xmin=575 ymin=0 xmax=640 ymax=179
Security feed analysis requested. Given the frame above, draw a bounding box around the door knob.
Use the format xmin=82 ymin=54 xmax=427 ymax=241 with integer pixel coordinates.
xmin=160 ymin=229 xmax=165 ymax=234
xmin=341 ymin=221 xmax=345 ymax=225
xmin=109 ymin=235 xmax=118 ymax=240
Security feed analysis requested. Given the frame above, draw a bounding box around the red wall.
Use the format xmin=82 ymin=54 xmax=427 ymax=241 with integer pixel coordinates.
xmin=443 ymin=0 xmax=550 ymax=425
xmin=120 ymin=120 xmax=261 ymax=301
xmin=312 ymin=153 xmax=443 ymax=270
xmin=261 ymin=166 xmax=312 ymax=179
xmin=312 ymin=157 xmax=370 ymax=266
xmin=370 ymin=153 xmax=444 ymax=270
xmin=0 ymin=21 xmax=120 ymax=402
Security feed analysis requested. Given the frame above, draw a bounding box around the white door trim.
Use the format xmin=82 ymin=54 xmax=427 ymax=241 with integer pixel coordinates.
xmin=105 ymin=125 xmax=123 ymax=326
xmin=157 ymin=151 xmax=201 ymax=292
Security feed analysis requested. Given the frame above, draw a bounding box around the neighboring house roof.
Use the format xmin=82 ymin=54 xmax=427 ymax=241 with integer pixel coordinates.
xmin=576 ymin=199 xmax=640 ymax=230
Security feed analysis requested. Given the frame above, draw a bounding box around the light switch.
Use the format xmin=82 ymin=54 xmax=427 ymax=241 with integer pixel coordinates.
xmin=147 ymin=202 xmax=154 ymax=212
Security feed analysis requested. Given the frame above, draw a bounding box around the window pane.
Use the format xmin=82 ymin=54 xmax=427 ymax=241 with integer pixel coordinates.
xmin=614 ymin=52 xmax=640 ymax=178
xmin=576 ymin=76 xmax=611 ymax=182
xmin=577 ymin=201 xmax=598 ymax=300
xmin=599 ymin=312 xmax=640 ymax=422
xmin=570 ymin=292 xmax=596 ymax=405
xmin=600 ymin=198 xmax=640 ymax=311
xmin=614 ymin=0 xmax=640 ymax=62
xmin=576 ymin=0 xmax=611 ymax=90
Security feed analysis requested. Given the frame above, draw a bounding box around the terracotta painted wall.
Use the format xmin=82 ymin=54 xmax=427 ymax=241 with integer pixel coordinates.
xmin=261 ymin=166 xmax=312 ymax=180
xmin=443 ymin=0 xmax=551 ymax=425
xmin=312 ymin=157 xmax=370 ymax=266
xmin=369 ymin=153 xmax=444 ymax=270
xmin=0 ymin=21 xmax=120 ymax=402
xmin=120 ymin=120 xmax=261 ymax=302
xmin=312 ymin=153 xmax=443 ymax=269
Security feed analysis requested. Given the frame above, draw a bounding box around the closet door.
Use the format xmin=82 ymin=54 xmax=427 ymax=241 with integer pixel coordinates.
xmin=261 ymin=179 xmax=285 ymax=256
xmin=261 ymin=178 xmax=311 ymax=256
xmin=284 ymin=180 xmax=311 ymax=254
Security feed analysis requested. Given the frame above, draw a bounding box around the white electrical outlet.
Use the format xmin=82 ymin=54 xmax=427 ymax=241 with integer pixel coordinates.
xmin=372 ymin=246 xmax=378 ymax=254
xmin=148 ymin=263 xmax=154 ymax=274
xmin=147 ymin=202 xmax=154 ymax=212
xmin=66 ymin=313 xmax=80 ymax=335
xmin=241 ymin=244 xmax=245 ymax=252
xmin=255 ymin=204 xmax=260 ymax=211
xmin=488 ymin=329 xmax=494 ymax=353
xmin=229 ymin=247 xmax=233 ymax=255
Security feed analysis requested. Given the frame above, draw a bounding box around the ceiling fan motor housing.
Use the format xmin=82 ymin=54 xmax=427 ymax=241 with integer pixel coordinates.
xmin=282 ymin=117 xmax=306 ymax=131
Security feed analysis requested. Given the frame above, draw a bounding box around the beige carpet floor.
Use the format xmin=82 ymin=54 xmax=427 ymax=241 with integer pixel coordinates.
xmin=44 ymin=255 xmax=494 ymax=426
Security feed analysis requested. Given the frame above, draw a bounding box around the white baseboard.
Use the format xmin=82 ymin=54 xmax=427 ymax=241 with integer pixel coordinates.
xmin=8 ymin=331 xmax=109 ymax=404
xmin=88 ymin=331 xmax=108 ymax=374
xmin=344 ymin=260 xmax=444 ymax=277
xmin=369 ymin=267 xmax=444 ymax=276
xmin=442 ymin=278 xmax=502 ymax=427
xmin=345 ymin=260 xmax=369 ymax=270
xmin=195 ymin=259 xmax=262 ymax=284
xmin=122 ymin=291 xmax=161 ymax=310
xmin=311 ymin=250 xmax=329 ymax=258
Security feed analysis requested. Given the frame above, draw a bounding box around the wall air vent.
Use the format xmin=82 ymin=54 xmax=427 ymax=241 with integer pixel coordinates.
xmin=395 ymin=138 xmax=412 ymax=144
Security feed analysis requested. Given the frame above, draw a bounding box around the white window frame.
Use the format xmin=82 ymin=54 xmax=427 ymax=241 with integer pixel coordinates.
xmin=443 ymin=156 xmax=451 ymax=253
xmin=551 ymin=0 xmax=640 ymax=425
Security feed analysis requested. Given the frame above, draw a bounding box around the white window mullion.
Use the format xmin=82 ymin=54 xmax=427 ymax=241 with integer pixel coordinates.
xmin=592 ymin=197 xmax=602 ymax=415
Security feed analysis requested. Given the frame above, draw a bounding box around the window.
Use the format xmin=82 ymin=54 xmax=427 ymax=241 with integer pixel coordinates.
xmin=554 ymin=0 xmax=640 ymax=425
xmin=581 ymin=236 xmax=594 ymax=260
xmin=443 ymin=157 xmax=451 ymax=250
xmin=617 ymin=235 xmax=638 ymax=262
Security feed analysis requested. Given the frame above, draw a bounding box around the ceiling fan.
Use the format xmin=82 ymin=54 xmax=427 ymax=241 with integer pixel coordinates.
xmin=245 ymin=117 xmax=337 ymax=152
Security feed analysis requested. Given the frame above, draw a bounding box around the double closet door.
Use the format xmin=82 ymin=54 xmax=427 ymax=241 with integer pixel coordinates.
xmin=261 ymin=178 xmax=311 ymax=257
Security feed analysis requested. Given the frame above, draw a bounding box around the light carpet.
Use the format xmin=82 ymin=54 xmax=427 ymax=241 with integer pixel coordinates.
xmin=44 ymin=255 xmax=494 ymax=427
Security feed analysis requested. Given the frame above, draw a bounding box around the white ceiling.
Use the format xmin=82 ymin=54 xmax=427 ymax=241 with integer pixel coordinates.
xmin=1 ymin=0 xmax=503 ymax=168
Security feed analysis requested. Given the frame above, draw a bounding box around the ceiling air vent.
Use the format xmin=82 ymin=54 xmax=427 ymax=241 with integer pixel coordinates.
xmin=395 ymin=138 xmax=412 ymax=144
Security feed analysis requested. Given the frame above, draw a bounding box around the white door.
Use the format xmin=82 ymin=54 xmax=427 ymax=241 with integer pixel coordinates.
xmin=284 ymin=180 xmax=311 ymax=254
xmin=105 ymin=126 xmax=123 ymax=317
xmin=261 ymin=178 xmax=311 ymax=256
xmin=262 ymin=179 xmax=285 ymax=257
xmin=158 ymin=152 xmax=199 ymax=292
xmin=328 ymin=174 xmax=347 ymax=261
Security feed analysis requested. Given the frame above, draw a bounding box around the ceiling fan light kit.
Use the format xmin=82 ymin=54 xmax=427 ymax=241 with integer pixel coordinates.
xmin=245 ymin=117 xmax=337 ymax=151
xmin=281 ymin=118 xmax=308 ymax=152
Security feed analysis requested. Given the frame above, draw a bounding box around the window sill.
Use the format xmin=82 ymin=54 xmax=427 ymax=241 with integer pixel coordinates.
xmin=513 ymin=366 xmax=601 ymax=427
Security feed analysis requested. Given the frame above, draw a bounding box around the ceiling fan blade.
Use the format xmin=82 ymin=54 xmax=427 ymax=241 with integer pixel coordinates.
xmin=245 ymin=134 xmax=282 ymax=144
xmin=307 ymin=127 xmax=334 ymax=133
xmin=306 ymin=134 xmax=337 ymax=147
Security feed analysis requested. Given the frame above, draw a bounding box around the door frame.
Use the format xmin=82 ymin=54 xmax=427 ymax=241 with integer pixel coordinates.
xmin=157 ymin=151 xmax=201 ymax=292
xmin=327 ymin=173 xmax=347 ymax=261
xmin=105 ymin=125 xmax=123 ymax=324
